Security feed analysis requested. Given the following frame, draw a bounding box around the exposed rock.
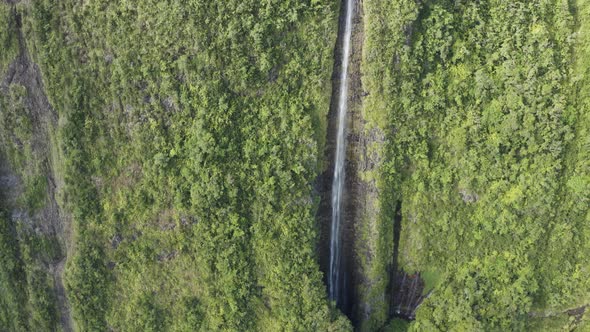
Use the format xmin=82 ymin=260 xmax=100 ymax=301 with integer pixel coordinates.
xmin=111 ymin=234 xmax=123 ymax=249
xmin=459 ymin=188 xmax=479 ymax=203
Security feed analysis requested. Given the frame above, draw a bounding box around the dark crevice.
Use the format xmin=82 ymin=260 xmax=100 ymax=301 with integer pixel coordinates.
xmin=316 ymin=0 xmax=358 ymax=322
xmin=388 ymin=201 xmax=402 ymax=317
xmin=388 ymin=201 xmax=426 ymax=321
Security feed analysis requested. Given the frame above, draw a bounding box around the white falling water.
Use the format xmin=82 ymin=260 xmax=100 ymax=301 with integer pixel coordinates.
xmin=329 ymin=0 xmax=353 ymax=304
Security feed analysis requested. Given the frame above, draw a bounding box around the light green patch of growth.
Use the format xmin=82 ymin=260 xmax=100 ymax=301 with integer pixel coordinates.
xmin=526 ymin=308 xmax=590 ymax=332
xmin=358 ymin=2 xmax=421 ymax=329
xmin=420 ymin=269 xmax=441 ymax=296
xmin=526 ymin=314 xmax=572 ymax=332
xmin=577 ymin=311 xmax=590 ymax=332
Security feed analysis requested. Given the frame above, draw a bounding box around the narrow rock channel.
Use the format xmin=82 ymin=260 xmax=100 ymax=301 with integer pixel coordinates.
xmin=319 ymin=0 xmax=427 ymax=326
xmin=318 ymin=0 xmax=367 ymax=323
xmin=329 ymin=0 xmax=354 ymax=309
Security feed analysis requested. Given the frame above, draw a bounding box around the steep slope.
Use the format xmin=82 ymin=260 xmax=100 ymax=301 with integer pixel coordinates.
xmin=4 ymin=0 xmax=351 ymax=330
xmin=362 ymin=0 xmax=590 ymax=330
xmin=3 ymin=0 xmax=588 ymax=330
xmin=0 ymin=2 xmax=72 ymax=331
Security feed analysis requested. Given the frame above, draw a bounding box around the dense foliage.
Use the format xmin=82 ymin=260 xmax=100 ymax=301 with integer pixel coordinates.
xmin=3 ymin=0 xmax=351 ymax=330
xmin=2 ymin=0 xmax=589 ymax=330
xmin=364 ymin=0 xmax=590 ymax=330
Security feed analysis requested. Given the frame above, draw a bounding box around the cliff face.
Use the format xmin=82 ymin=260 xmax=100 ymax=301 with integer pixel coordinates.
xmin=3 ymin=0 xmax=586 ymax=330
xmin=346 ymin=0 xmax=385 ymax=325
xmin=318 ymin=0 xmax=392 ymax=327
xmin=361 ymin=0 xmax=590 ymax=330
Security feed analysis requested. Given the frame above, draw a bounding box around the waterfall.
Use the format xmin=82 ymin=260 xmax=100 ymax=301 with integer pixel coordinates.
xmin=329 ymin=0 xmax=353 ymax=305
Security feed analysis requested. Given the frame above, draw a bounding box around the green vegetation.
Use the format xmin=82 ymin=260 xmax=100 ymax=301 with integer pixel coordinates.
xmin=364 ymin=0 xmax=590 ymax=330
xmin=4 ymin=0 xmax=351 ymax=330
xmin=384 ymin=318 xmax=410 ymax=332
xmin=0 ymin=83 xmax=49 ymax=213
xmin=578 ymin=310 xmax=590 ymax=332
xmin=1 ymin=0 xmax=588 ymax=330
xmin=0 ymin=4 xmax=18 ymax=74
xmin=0 ymin=212 xmax=27 ymax=331
xmin=527 ymin=313 xmax=574 ymax=332
xmin=420 ymin=269 xmax=441 ymax=296
xmin=0 ymin=211 xmax=61 ymax=331
xmin=0 ymin=14 xmax=61 ymax=328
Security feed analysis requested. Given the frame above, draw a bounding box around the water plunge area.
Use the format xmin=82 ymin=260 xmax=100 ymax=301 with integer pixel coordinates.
xmin=320 ymin=0 xmax=426 ymax=323
xmin=329 ymin=0 xmax=354 ymax=310
xmin=320 ymin=0 xmax=427 ymax=324
xmin=389 ymin=202 xmax=426 ymax=320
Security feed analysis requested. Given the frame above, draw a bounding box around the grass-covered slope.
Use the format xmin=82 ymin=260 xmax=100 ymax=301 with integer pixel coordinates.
xmin=0 ymin=4 xmax=18 ymax=74
xmin=363 ymin=0 xmax=590 ymax=330
xmin=1 ymin=3 xmax=67 ymax=330
xmin=0 ymin=0 xmax=350 ymax=330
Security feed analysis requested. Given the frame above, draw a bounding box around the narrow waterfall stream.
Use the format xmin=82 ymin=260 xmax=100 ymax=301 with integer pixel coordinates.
xmin=329 ymin=0 xmax=354 ymax=306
